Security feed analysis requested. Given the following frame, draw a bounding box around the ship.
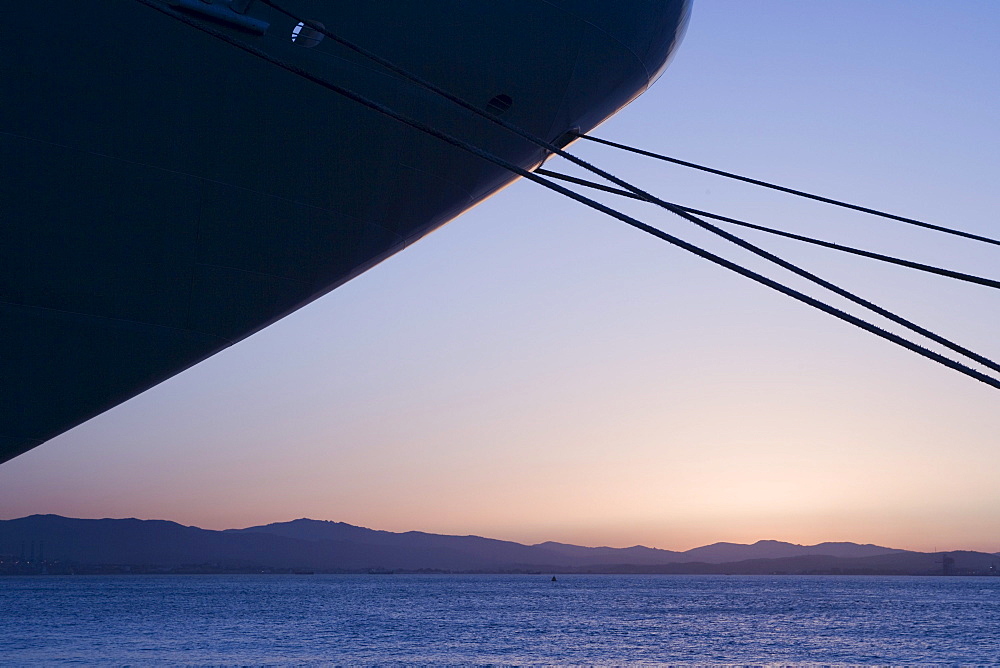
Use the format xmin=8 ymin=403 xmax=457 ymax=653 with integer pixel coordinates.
xmin=1 ymin=0 xmax=690 ymax=464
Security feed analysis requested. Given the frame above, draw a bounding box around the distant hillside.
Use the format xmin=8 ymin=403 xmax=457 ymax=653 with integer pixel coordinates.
xmin=677 ymin=539 xmax=906 ymax=563
xmin=232 ymin=519 xmax=683 ymax=568
xmin=1 ymin=515 xmax=996 ymax=576
xmin=232 ymin=519 xmax=903 ymax=565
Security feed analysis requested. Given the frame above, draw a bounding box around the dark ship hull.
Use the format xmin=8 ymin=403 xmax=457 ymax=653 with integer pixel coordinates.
xmin=1 ymin=0 xmax=689 ymax=463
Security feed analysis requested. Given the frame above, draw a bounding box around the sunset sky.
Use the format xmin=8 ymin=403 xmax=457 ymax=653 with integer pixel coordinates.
xmin=2 ymin=1 xmax=998 ymax=553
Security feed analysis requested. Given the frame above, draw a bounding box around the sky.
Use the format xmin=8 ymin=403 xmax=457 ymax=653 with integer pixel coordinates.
xmin=2 ymin=1 xmax=999 ymax=553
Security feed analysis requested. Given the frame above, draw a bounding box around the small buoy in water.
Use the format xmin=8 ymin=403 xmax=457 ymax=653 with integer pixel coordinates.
xmin=551 ymin=576 xmax=557 ymax=582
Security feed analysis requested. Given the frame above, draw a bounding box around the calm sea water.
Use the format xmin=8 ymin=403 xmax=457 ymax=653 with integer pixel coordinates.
xmin=1 ymin=574 xmax=998 ymax=665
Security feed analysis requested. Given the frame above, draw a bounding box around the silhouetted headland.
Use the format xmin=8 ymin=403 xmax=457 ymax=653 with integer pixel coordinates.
xmin=2 ymin=515 xmax=998 ymax=576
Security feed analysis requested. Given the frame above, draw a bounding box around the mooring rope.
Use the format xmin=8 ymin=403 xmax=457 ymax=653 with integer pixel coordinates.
xmin=535 ymin=168 xmax=1000 ymax=291
xmin=253 ymin=0 xmax=1000 ymax=376
xmin=577 ymin=133 xmax=1000 ymax=248
xmin=129 ymin=0 xmax=1000 ymax=389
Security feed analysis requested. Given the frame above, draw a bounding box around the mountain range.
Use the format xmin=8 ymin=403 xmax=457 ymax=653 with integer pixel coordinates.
xmin=1 ymin=515 xmax=998 ymax=576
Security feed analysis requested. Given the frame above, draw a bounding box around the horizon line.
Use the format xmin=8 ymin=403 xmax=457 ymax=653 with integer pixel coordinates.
xmin=4 ymin=513 xmax=996 ymax=556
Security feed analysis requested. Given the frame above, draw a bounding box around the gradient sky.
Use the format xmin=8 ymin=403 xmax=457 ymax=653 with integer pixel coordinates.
xmin=2 ymin=1 xmax=998 ymax=553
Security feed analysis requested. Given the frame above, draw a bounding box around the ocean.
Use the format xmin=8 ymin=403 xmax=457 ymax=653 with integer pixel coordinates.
xmin=2 ymin=574 xmax=998 ymax=665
